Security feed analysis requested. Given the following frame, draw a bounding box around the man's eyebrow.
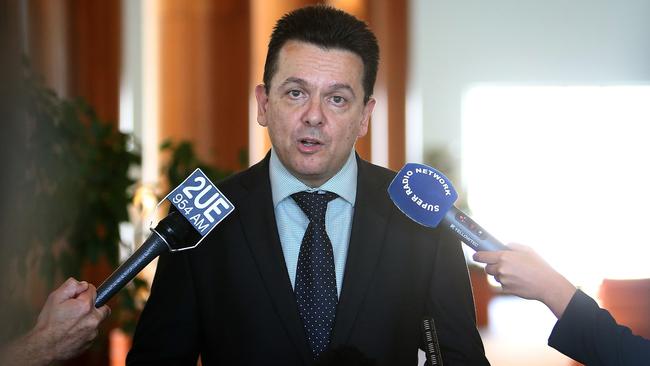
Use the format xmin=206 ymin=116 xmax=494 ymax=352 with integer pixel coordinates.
xmin=328 ymin=83 xmax=356 ymax=98
xmin=278 ymin=78 xmax=356 ymax=97
xmin=279 ymin=77 xmax=308 ymax=88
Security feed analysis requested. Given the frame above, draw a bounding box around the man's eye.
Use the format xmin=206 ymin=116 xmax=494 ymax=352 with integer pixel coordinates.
xmin=288 ymin=90 xmax=303 ymax=98
xmin=331 ymin=96 xmax=346 ymax=105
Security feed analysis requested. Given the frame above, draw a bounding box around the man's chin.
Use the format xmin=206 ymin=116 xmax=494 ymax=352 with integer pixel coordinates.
xmin=292 ymin=166 xmax=329 ymax=187
xmin=292 ymin=159 xmax=325 ymax=175
xmin=296 ymin=169 xmax=325 ymax=180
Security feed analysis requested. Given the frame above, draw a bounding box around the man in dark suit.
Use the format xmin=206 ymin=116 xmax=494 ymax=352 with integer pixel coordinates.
xmin=127 ymin=5 xmax=489 ymax=365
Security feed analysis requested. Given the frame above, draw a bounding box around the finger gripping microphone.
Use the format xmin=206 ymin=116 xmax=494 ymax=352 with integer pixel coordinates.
xmin=388 ymin=163 xmax=507 ymax=252
xmin=95 ymin=168 xmax=234 ymax=307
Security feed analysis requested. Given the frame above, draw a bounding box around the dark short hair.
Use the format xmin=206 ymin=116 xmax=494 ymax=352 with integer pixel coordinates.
xmin=263 ymin=5 xmax=379 ymax=104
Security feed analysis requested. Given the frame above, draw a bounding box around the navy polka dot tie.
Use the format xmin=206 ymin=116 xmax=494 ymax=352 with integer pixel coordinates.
xmin=291 ymin=191 xmax=339 ymax=359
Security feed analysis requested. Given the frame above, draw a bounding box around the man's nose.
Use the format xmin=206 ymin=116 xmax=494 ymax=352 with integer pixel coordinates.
xmin=303 ymin=97 xmax=324 ymax=126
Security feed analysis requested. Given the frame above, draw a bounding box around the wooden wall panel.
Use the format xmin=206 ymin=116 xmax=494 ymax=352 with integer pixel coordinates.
xmin=159 ymin=0 xmax=250 ymax=172
xmin=26 ymin=0 xmax=69 ymax=98
xmin=208 ymin=1 xmax=251 ymax=171
xmin=67 ymin=0 xmax=121 ymax=125
xmin=24 ymin=0 xmax=120 ymax=125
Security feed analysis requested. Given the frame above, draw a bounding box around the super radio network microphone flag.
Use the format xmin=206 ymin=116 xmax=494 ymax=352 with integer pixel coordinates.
xmin=95 ymin=168 xmax=234 ymax=307
xmin=388 ymin=163 xmax=507 ymax=252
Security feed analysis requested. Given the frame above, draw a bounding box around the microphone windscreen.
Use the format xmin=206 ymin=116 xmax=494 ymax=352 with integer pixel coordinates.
xmin=155 ymin=210 xmax=202 ymax=251
xmin=388 ymin=163 xmax=458 ymax=228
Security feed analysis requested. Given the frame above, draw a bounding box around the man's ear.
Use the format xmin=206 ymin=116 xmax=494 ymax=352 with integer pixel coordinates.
xmin=255 ymin=84 xmax=269 ymax=127
xmin=358 ymin=97 xmax=376 ymax=138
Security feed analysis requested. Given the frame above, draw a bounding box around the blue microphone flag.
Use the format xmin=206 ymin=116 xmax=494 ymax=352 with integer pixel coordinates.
xmin=388 ymin=163 xmax=458 ymax=228
xmin=389 ymin=163 xmax=508 ymax=252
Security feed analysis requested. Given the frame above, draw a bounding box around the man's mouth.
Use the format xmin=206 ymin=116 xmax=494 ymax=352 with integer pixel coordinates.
xmin=299 ymin=138 xmax=322 ymax=147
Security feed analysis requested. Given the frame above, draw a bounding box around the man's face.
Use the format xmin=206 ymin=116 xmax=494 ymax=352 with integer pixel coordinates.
xmin=255 ymin=40 xmax=375 ymax=187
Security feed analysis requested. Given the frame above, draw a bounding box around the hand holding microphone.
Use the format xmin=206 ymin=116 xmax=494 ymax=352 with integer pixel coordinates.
xmin=1 ymin=278 xmax=110 ymax=365
xmin=388 ymin=163 xmax=507 ymax=252
xmin=473 ymin=244 xmax=576 ymax=319
xmin=387 ymin=163 xmax=576 ymax=318
xmin=94 ymin=169 xmax=234 ymax=307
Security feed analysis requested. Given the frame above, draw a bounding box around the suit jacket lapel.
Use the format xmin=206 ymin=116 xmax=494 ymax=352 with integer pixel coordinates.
xmin=330 ymin=157 xmax=393 ymax=346
xmin=237 ymin=155 xmax=313 ymax=364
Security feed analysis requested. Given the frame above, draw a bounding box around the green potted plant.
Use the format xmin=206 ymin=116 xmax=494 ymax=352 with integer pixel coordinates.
xmin=1 ymin=64 xmax=142 ymax=364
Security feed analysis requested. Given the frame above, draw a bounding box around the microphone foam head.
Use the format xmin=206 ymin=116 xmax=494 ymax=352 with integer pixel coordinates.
xmin=155 ymin=210 xmax=202 ymax=251
xmin=388 ymin=163 xmax=458 ymax=228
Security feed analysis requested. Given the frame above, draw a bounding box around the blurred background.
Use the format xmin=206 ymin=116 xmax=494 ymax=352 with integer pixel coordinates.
xmin=1 ymin=0 xmax=649 ymax=365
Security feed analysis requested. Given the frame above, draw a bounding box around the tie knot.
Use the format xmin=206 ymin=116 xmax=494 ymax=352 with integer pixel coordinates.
xmin=291 ymin=191 xmax=338 ymax=223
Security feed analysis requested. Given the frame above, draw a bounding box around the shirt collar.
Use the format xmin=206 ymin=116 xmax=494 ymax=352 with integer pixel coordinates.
xmin=269 ymin=148 xmax=358 ymax=207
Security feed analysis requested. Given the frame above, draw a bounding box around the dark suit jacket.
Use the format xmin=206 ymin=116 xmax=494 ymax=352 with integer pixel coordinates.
xmin=548 ymin=289 xmax=650 ymax=365
xmin=127 ymin=154 xmax=489 ymax=366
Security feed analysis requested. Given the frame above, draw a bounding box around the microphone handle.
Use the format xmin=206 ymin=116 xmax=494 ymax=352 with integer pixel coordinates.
xmin=95 ymin=230 xmax=168 ymax=307
xmin=440 ymin=206 xmax=508 ymax=252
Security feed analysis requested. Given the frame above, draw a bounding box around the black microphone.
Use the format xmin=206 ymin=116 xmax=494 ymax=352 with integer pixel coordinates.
xmin=95 ymin=168 xmax=234 ymax=307
xmin=388 ymin=163 xmax=507 ymax=252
